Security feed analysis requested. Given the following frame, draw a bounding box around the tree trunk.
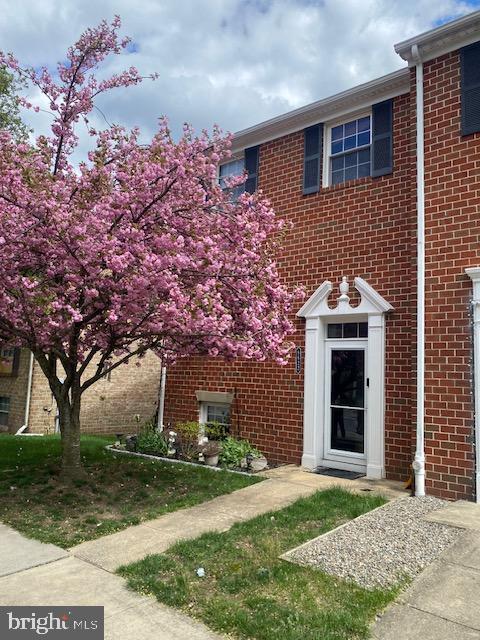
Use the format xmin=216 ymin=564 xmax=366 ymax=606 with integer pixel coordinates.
xmin=57 ymin=389 xmax=83 ymax=480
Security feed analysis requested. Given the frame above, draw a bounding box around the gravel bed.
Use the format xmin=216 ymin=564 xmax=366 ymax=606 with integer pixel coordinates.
xmin=284 ymin=496 xmax=461 ymax=589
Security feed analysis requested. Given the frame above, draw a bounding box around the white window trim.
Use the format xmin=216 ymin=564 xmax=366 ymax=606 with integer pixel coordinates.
xmin=322 ymin=109 xmax=372 ymax=188
xmin=195 ymin=390 xmax=234 ymax=432
xmin=297 ymin=276 xmax=393 ymax=479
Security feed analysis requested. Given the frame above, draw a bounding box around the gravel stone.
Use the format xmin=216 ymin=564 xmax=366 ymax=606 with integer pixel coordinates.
xmin=284 ymin=497 xmax=461 ymax=589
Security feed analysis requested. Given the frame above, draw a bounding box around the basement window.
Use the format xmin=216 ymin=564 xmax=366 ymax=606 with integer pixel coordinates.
xmin=200 ymin=402 xmax=231 ymax=429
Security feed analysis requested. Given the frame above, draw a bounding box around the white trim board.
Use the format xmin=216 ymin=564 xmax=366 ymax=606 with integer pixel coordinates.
xmin=466 ymin=267 xmax=480 ymax=503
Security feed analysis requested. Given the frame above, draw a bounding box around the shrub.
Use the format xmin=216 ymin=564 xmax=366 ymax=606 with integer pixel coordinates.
xmin=204 ymin=421 xmax=229 ymax=440
xmin=136 ymin=429 xmax=168 ymax=457
xmin=175 ymin=421 xmax=202 ymax=461
xmin=219 ymin=437 xmax=262 ymax=468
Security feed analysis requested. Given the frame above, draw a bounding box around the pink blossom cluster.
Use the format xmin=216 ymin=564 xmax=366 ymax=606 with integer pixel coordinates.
xmin=0 ymin=18 xmax=300 ymax=374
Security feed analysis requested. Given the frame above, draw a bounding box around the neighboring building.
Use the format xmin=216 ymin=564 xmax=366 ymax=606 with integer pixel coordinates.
xmin=164 ymin=11 xmax=480 ymax=501
xmin=0 ymin=348 xmax=162 ymax=435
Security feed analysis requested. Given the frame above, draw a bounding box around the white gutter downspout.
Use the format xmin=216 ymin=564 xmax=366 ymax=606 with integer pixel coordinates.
xmin=157 ymin=365 xmax=167 ymax=432
xmin=466 ymin=267 xmax=480 ymax=503
xmin=412 ymin=43 xmax=426 ymax=496
xmin=23 ymin=351 xmax=34 ymax=430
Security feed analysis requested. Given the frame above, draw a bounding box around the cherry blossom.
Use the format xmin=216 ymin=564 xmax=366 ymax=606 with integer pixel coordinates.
xmin=0 ymin=18 xmax=299 ymax=476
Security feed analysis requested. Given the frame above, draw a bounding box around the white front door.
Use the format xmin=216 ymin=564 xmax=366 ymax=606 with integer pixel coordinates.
xmin=324 ymin=340 xmax=367 ymax=470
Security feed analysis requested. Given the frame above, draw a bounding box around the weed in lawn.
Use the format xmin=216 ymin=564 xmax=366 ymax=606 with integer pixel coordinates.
xmin=0 ymin=435 xmax=260 ymax=547
xmin=120 ymin=488 xmax=399 ymax=640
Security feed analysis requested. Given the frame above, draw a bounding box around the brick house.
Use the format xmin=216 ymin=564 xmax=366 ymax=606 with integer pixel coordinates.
xmin=0 ymin=347 xmax=162 ymax=436
xmin=163 ymin=11 xmax=480 ymax=502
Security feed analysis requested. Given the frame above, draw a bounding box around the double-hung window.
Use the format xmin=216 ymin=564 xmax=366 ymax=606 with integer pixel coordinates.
xmin=219 ymin=158 xmax=245 ymax=199
xmin=329 ymin=115 xmax=371 ymax=186
xmin=0 ymin=347 xmax=19 ymax=377
xmin=0 ymin=397 xmax=10 ymax=427
xmin=201 ymin=402 xmax=231 ymax=429
xmin=218 ymin=147 xmax=260 ymax=197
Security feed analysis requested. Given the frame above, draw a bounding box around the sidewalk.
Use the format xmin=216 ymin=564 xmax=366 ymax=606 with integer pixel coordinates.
xmin=0 ymin=466 xmax=404 ymax=639
xmin=71 ymin=466 xmax=405 ymax=571
xmin=372 ymin=500 xmax=480 ymax=640
xmin=0 ymin=551 xmax=222 ymax=640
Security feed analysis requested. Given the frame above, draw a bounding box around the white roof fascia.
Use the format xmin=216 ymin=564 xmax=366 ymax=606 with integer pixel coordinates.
xmin=231 ymin=68 xmax=410 ymax=154
xmin=395 ymin=10 xmax=480 ymax=66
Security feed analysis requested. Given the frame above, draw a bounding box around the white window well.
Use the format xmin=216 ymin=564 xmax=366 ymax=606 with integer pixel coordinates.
xmin=324 ymin=114 xmax=371 ymax=186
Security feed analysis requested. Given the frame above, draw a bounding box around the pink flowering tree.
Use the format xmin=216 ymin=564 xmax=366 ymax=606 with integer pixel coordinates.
xmin=0 ymin=18 xmax=298 ymax=478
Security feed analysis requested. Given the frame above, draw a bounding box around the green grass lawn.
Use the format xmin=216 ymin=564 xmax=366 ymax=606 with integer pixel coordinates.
xmin=0 ymin=434 xmax=260 ymax=548
xmin=119 ymin=488 xmax=397 ymax=640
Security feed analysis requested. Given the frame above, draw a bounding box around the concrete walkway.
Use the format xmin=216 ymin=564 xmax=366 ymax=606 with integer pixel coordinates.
xmin=0 ymin=551 xmax=222 ymax=640
xmin=0 ymin=522 xmax=68 ymax=577
xmin=71 ymin=466 xmax=405 ymax=572
xmin=0 ymin=466 xmax=405 ymax=639
xmin=373 ymin=500 xmax=480 ymax=640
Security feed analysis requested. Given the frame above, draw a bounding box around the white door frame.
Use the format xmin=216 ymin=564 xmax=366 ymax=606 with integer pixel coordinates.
xmin=466 ymin=267 xmax=480 ymax=503
xmin=297 ymin=276 xmax=393 ymax=479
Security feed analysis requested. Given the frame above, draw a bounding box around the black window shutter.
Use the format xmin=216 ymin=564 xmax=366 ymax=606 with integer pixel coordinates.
xmin=303 ymin=124 xmax=323 ymax=195
xmin=461 ymin=41 xmax=480 ymax=136
xmin=244 ymin=146 xmax=259 ymax=194
xmin=371 ymin=99 xmax=393 ymax=177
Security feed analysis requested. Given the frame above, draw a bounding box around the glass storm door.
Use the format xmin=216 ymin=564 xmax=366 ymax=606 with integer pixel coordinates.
xmin=325 ymin=343 xmax=367 ymax=459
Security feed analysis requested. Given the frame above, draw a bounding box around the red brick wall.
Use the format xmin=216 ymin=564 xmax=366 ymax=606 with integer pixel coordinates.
xmin=165 ymin=92 xmax=417 ymax=477
xmin=422 ymin=51 xmax=479 ymax=500
xmin=166 ymin=49 xmax=480 ymax=501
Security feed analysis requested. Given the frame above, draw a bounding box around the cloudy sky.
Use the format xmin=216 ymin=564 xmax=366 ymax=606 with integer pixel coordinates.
xmin=1 ymin=0 xmax=480 ymax=145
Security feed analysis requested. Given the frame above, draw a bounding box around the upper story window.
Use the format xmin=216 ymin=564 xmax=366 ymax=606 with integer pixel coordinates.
xmin=329 ymin=115 xmax=371 ymax=186
xmin=219 ymin=158 xmax=245 ymax=199
xmin=303 ymin=100 xmax=392 ymax=195
xmin=0 ymin=347 xmax=19 ymax=377
xmin=460 ymin=40 xmax=480 ymax=136
xmin=218 ymin=146 xmax=260 ymax=197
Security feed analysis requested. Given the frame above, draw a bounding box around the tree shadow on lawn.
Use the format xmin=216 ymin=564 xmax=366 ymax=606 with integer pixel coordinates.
xmin=0 ymin=435 xmax=260 ymax=548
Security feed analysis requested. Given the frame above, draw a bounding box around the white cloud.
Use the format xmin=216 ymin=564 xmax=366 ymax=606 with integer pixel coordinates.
xmin=0 ymin=0 xmax=477 ymax=145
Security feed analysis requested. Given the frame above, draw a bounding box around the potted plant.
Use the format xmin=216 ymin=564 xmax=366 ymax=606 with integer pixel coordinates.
xmin=201 ymin=440 xmax=222 ymax=467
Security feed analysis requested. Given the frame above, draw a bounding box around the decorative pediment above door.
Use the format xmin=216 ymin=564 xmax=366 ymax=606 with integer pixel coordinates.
xmin=297 ymin=276 xmax=393 ymax=319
